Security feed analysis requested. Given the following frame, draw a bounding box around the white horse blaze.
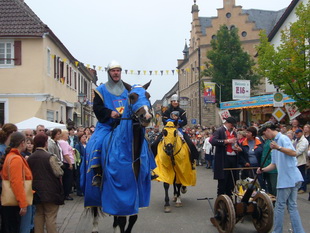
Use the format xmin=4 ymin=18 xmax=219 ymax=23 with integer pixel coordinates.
xmin=143 ymin=106 xmax=152 ymax=120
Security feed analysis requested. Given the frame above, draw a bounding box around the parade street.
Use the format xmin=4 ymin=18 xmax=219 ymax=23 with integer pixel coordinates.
xmin=56 ymin=166 xmax=310 ymax=233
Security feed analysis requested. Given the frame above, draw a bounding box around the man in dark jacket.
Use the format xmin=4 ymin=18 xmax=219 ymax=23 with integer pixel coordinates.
xmin=27 ymin=134 xmax=64 ymax=233
xmin=210 ymin=117 xmax=238 ymax=196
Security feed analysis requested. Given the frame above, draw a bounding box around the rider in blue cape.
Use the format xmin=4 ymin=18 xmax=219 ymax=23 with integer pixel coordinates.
xmin=80 ymin=60 xmax=128 ymax=207
xmin=101 ymin=84 xmax=156 ymax=215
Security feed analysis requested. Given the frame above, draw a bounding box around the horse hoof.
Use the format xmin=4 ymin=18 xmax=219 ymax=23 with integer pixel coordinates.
xmin=175 ymin=202 xmax=183 ymax=207
xmin=175 ymin=197 xmax=182 ymax=207
xmin=181 ymin=186 xmax=187 ymax=194
xmin=164 ymin=206 xmax=171 ymax=213
xmin=172 ymin=195 xmax=177 ymax=202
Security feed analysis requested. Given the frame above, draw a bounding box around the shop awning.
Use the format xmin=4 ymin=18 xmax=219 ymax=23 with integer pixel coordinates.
xmin=220 ymin=94 xmax=295 ymax=110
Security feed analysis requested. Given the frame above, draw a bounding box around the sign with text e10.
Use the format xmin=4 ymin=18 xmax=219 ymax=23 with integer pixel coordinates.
xmin=232 ymin=80 xmax=250 ymax=100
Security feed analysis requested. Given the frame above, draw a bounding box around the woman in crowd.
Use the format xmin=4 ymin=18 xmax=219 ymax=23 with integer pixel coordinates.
xmin=74 ymin=133 xmax=87 ymax=196
xmin=0 ymin=123 xmax=18 ymax=156
xmin=239 ymin=127 xmax=263 ymax=180
xmin=84 ymin=127 xmax=92 ymax=142
xmin=0 ymin=132 xmax=33 ymax=233
xmin=21 ymin=137 xmax=34 ymax=160
xmin=27 ymin=133 xmax=64 ymax=233
xmin=47 ymin=128 xmax=63 ymax=166
xmin=58 ymin=130 xmax=75 ymax=201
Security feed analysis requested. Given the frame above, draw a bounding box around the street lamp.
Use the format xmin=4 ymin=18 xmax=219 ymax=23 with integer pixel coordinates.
xmin=78 ymin=92 xmax=86 ymax=126
xmin=197 ymin=38 xmax=202 ymax=125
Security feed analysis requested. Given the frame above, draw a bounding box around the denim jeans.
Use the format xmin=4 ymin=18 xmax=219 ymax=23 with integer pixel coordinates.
xmin=20 ymin=205 xmax=34 ymax=233
xmin=273 ymin=182 xmax=305 ymax=233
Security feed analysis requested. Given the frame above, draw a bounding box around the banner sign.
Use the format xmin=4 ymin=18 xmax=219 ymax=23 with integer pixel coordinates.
xmin=285 ymin=103 xmax=301 ymax=120
xmin=203 ymin=82 xmax=216 ymax=103
xmin=219 ymin=110 xmax=231 ymax=123
xmin=232 ymin=80 xmax=250 ymax=100
xmin=220 ymin=94 xmax=295 ymax=110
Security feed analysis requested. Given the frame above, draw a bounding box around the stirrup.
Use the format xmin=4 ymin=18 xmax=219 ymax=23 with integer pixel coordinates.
xmin=92 ymin=174 xmax=102 ymax=187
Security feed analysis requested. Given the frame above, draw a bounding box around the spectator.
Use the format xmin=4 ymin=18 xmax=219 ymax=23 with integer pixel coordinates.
xmin=0 ymin=123 xmax=18 ymax=156
xmin=0 ymin=132 xmax=33 ymax=233
xmin=47 ymin=128 xmax=63 ymax=166
xmin=58 ymin=130 xmax=75 ymax=201
xmin=22 ymin=129 xmax=34 ymax=139
xmin=203 ymin=131 xmax=213 ymax=169
xmin=21 ymin=137 xmax=34 ymax=160
xmin=27 ymin=133 xmax=64 ymax=233
xmin=303 ymin=124 xmax=310 ymax=143
xmin=67 ymin=126 xmax=78 ymax=148
xmin=295 ymin=129 xmax=309 ymax=194
xmin=239 ymin=127 xmax=263 ymax=180
xmin=291 ymin=119 xmax=301 ymax=133
xmin=75 ymin=133 xmax=87 ymax=196
xmin=257 ymin=122 xmax=305 ymax=233
xmin=35 ymin=125 xmax=45 ymax=136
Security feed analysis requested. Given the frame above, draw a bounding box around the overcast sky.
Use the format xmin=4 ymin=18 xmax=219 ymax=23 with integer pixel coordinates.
xmin=26 ymin=0 xmax=292 ymax=103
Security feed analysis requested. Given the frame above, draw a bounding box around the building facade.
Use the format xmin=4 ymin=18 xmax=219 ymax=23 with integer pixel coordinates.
xmin=0 ymin=0 xmax=97 ymax=127
xmin=177 ymin=0 xmax=286 ymax=127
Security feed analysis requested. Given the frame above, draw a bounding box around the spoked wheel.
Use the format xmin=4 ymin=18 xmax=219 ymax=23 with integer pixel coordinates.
xmin=210 ymin=195 xmax=236 ymax=233
xmin=252 ymin=192 xmax=274 ymax=233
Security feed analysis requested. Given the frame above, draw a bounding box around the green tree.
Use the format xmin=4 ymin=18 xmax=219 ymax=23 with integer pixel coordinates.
xmin=202 ymin=25 xmax=260 ymax=103
xmin=256 ymin=2 xmax=310 ymax=111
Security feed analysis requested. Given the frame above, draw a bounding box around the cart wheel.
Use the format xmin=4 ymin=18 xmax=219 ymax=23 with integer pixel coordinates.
xmin=252 ymin=192 xmax=274 ymax=233
xmin=211 ymin=195 xmax=236 ymax=233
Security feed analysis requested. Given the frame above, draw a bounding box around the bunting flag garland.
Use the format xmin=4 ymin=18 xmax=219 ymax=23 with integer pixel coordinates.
xmin=50 ymin=54 xmax=206 ymax=76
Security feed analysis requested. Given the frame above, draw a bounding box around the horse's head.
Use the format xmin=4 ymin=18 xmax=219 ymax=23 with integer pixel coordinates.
xmin=124 ymin=81 xmax=153 ymax=127
xmin=162 ymin=121 xmax=179 ymax=156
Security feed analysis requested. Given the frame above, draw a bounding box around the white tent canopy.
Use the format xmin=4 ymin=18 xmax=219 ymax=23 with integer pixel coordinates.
xmin=16 ymin=117 xmax=67 ymax=131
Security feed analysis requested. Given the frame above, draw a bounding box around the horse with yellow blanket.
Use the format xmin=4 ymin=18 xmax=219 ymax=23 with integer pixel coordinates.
xmin=153 ymin=121 xmax=196 ymax=213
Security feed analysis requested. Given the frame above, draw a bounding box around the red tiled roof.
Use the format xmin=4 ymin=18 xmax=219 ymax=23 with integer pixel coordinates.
xmin=0 ymin=0 xmax=48 ymax=37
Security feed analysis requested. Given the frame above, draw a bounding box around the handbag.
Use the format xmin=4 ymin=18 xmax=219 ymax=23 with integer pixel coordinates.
xmin=1 ymin=156 xmax=33 ymax=206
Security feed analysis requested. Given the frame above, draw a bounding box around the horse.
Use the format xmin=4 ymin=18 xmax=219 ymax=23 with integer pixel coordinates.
xmin=153 ymin=121 xmax=196 ymax=213
xmin=99 ymin=81 xmax=155 ymax=233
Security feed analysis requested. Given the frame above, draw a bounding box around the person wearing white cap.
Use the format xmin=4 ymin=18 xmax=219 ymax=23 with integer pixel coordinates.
xmin=81 ymin=60 xmax=129 ymax=209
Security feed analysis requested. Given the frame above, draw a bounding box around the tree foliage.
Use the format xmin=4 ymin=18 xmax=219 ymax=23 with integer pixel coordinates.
xmin=202 ymin=25 xmax=260 ymax=103
xmin=256 ymin=2 xmax=310 ymax=111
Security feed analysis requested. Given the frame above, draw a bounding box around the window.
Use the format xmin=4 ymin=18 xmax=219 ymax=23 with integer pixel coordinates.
xmin=226 ymin=12 xmax=231 ymax=18
xmin=241 ymin=31 xmax=247 ymax=37
xmin=47 ymin=48 xmax=51 ymax=75
xmin=47 ymin=110 xmax=54 ymax=122
xmin=0 ymin=40 xmax=14 ymax=67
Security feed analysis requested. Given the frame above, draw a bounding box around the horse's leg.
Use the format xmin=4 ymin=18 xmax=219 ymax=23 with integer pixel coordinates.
xmin=175 ymin=183 xmax=183 ymax=207
xmin=113 ymin=216 xmax=127 ymax=233
xmin=172 ymin=179 xmax=177 ymax=202
xmin=91 ymin=207 xmax=99 ymax=233
xmin=125 ymin=215 xmax=138 ymax=233
xmin=163 ymin=182 xmax=171 ymax=213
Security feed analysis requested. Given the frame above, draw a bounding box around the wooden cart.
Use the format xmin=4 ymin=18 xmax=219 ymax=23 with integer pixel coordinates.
xmin=210 ymin=167 xmax=274 ymax=233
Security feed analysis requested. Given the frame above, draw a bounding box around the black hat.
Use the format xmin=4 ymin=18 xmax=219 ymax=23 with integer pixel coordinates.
xmin=258 ymin=121 xmax=278 ymax=136
xmin=224 ymin=117 xmax=237 ymax=126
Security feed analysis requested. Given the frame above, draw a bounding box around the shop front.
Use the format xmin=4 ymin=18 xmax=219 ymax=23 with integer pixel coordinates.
xmin=220 ymin=94 xmax=296 ymax=125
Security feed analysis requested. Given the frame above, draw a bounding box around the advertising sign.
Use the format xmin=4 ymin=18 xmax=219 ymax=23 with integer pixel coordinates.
xmin=232 ymin=80 xmax=250 ymax=100
xmin=285 ymin=103 xmax=301 ymax=120
xmin=203 ymin=82 xmax=216 ymax=103
xmin=218 ymin=110 xmax=231 ymax=123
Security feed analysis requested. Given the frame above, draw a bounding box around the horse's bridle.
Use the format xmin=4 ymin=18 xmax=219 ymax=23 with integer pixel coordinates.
xmin=162 ymin=126 xmax=182 ymax=166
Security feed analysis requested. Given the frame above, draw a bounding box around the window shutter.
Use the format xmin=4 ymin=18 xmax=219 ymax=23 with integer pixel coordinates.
xmin=14 ymin=41 xmax=22 ymax=65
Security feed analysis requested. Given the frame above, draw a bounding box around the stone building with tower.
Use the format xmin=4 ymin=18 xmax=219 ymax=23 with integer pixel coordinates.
xmin=177 ymin=0 xmax=286 ymax=127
